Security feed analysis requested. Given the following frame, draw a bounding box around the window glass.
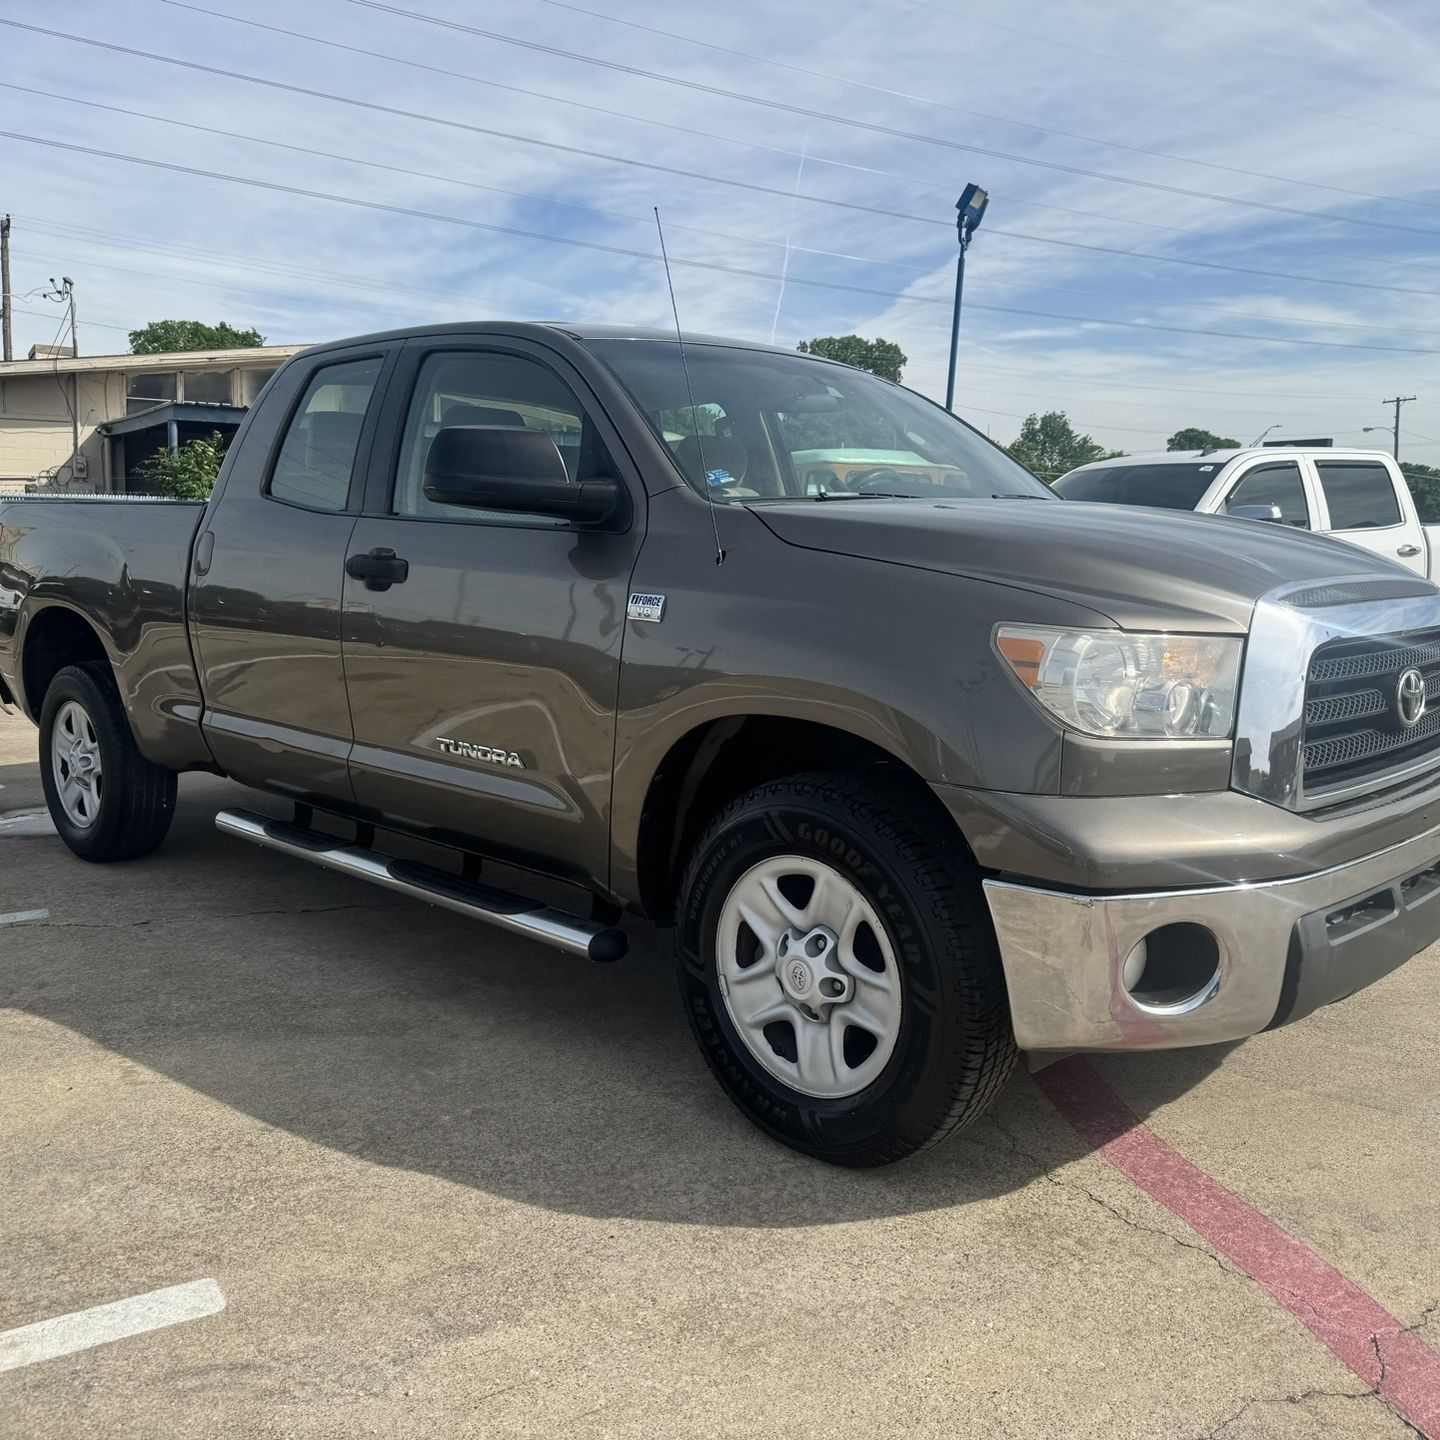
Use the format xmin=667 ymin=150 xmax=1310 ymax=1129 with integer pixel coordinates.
xmin=181 ymin=368 xmax=234 ymax=405
xmin=1053 ymin=462 xmax=1221 ymax=510
xmin=589 ymin=340 xmax=1051 ymax=502
xmin=268 ymin=356 xmax=382 ymax=512
xmin=241 ymin=368 xmax=279 ymax=406
xmin=125 ymin=371 xmax=176 ymax=416
xmin=1317 ymin=461 xmax=1402 ymax=530
xmin=393 ymin=350 xmax=609 ymax=525
xmin=1225 ymin=462 xmax=1309 ymax=528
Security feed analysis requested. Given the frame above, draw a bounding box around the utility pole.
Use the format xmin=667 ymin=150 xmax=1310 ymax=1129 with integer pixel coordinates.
xmin=1383 ymin=395 xmax=1415 ymax=461
xmin=1 ymin=214 xmax=12 ymax=362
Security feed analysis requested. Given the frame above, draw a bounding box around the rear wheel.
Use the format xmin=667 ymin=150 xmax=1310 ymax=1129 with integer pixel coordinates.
xmin=38 ymin=662 xmax=177 ymax=862
xmin=677 ymin=772 xmax=1016 ymax=1167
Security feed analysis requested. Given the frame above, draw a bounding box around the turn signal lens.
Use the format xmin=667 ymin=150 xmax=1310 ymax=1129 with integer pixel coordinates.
xmin=994 ymin=624 xmax=1241 ymax=739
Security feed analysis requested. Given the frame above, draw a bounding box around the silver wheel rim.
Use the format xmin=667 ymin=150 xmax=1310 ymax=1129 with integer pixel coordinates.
xmin=51 ymin=699 xmax=103 ymax=829
xmin=716 ymin=854 xmax=903 ymax=1100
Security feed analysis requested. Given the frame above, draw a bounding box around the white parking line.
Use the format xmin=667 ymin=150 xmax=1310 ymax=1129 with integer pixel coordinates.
xmin=0 ymin=909 xmax=48 ymax=926
xmin=0 ymin=1280 xmax=225 ymax=1373
xmin=0 ymin=808 xmax=56 ymax=837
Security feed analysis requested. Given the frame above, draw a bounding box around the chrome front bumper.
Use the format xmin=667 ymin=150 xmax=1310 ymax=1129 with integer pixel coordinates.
xmin=982 ymin=816 xmax=1440 ymax=1052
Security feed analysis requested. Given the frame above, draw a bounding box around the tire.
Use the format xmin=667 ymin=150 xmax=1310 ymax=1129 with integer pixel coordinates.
xmin=676 ymin=771 xmax=1016 ymax=1167
xmin=38 ymin=662 xmax=177 ymax=862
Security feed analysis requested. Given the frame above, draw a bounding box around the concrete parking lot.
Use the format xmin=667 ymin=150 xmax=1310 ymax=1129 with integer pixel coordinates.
xmin=2 ymin=705 xmax=1438 ymax=1438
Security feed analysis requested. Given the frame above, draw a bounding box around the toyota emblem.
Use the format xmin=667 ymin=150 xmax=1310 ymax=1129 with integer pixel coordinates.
xmin=1396 ymin=667 xmax=1427 ymax=728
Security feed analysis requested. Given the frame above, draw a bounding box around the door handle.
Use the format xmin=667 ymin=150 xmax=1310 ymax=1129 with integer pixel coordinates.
xmin=1397 ymin=544 xmax=1422 ymax=557
xmin=346 ymin=547 xmax=410 ymax=591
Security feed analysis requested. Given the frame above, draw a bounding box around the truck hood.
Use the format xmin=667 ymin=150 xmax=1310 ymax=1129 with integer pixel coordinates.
xmin=749 ymin=498 xmax=1412 ymax=632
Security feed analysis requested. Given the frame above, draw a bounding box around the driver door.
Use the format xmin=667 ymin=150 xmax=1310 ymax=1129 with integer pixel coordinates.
xmin=340 ymin=336 xmax=644 ymax=882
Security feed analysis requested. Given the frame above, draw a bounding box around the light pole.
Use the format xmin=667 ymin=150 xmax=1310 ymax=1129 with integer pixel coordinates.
xmin=944 ymin=183 xmax=988 ymax=413
xmin=1251 ymin=424 xmax=1281 ymax=446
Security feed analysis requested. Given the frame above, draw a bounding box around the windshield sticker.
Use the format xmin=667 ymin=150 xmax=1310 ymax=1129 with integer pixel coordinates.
xmin=706 ymin=468 xmax=734 ymax=487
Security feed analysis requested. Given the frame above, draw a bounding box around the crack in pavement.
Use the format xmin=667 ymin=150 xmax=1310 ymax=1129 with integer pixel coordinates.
xmin=988 ymin=1115 xmax=1242 ymax=1277
xmin=1195 ymin=1384 xmax=1409 ymax=1440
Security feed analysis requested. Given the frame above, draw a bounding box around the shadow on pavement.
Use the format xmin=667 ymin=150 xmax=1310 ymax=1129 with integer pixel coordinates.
xmin=1 ymin=773 xmax=1236 ymax=1228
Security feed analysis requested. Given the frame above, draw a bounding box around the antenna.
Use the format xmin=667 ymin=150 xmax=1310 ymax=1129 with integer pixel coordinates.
xmin=654 ymin=207 xmax=725 ymax=566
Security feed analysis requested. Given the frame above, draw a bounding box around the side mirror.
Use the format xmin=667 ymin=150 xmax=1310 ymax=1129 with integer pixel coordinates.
xmin=423 ymin=427 xmax=620 ymax=524
xmin=1227 ymin=502 xmax=1283 ymax=523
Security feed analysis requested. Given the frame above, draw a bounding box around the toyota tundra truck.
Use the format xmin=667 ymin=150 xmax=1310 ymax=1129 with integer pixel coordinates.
xmin=3 ymin=322 xmax=1439 ymax=1167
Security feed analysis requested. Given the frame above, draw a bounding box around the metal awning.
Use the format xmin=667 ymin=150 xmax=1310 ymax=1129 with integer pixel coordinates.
xmin=98 ymin=401 xmax=248 ymax=437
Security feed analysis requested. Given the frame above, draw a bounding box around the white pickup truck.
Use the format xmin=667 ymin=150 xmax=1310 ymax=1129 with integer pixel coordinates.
xmin=1055 ymin=447 xmax=1439 ymax=578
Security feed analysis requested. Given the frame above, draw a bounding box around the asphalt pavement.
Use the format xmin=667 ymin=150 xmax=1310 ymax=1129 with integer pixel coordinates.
xmin=1 ymin=706 xmax=1437 ymax=1438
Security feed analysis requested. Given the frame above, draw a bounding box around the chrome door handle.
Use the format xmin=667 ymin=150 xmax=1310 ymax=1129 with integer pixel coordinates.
xmin=1397 ymin=544 xmax=1422 ymax=557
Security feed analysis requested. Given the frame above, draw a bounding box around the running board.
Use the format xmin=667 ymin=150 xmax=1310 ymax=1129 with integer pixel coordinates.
xmin=214 ymin=807 xmax=627 ymax=962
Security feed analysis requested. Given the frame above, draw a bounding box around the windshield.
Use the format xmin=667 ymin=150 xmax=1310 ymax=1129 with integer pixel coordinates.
xmin=1054 ymin=462 xmax=1225 ymax=510
xmin=587 ymin=340 xmax=1054 ymax=502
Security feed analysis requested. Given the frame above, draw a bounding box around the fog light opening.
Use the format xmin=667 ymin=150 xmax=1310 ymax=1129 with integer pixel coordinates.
xmin=1124 ymin=923 xmax=1221 ymax=1013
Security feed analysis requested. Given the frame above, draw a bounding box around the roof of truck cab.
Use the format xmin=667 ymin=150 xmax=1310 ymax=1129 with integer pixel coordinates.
xmin=1072 ymin=446 xmax=1395 ymax=471
xmin=296 ymin=321 xmax=800 ymax=356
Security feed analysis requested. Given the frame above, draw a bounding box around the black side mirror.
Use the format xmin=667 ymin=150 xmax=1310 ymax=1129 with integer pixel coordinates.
xmin=423 ymin=427 xmax=620 ymax=524
xmin=1227 ymin=502 xmax=1283 ymax=523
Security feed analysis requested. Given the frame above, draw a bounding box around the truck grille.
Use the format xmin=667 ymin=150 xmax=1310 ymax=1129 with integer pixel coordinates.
xmin=1303 ymin=628 xmax=1440 ymax=796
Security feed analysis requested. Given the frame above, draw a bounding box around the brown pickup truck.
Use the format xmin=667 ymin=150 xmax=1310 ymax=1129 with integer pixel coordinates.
xmin=4 ymin=322 xmax=1440 ymax=1166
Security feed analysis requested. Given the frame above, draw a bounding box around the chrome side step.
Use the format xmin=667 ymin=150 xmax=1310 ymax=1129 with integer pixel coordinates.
xmin=214 ymin=807 xmax=627 ymax=962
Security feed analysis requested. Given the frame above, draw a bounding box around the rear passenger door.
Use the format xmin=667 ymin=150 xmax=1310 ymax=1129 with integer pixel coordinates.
xmin=1313 ymin=457 xmax=1427 ymax=574
xmin=1221 ymin=458 xmax=1313 ymax=530
xmin=191 ymin=345 xmax=394 ymax=800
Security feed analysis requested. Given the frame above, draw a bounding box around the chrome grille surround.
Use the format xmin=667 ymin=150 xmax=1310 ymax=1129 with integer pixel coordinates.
xmin=1233 ymin=575 xmax=1440 ymax=811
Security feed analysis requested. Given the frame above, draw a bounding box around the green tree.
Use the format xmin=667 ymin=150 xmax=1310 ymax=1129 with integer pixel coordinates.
xmin=796 ymin=335 xmax=907 ymax=383
xmin=129 ymin=319 xmax=266 ymax=354
xmin=1007 ymin=411 xmax=1116 ymax=481
xmin=1401 ymin=462 xmax=1440 ymax=524
xmin=135 ymin=431 xmax=228 ymax=499
xmin=1167 ymin=426 xmax=1240 ymax=452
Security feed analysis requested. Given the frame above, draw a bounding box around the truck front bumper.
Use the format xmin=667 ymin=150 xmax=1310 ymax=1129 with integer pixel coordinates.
xmin=981 ymin=817 xmax=1440 ymax=1052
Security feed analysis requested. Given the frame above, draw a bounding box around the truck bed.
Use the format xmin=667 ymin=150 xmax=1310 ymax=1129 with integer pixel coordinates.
xmin=0 ymin=495 xmax=210 ymax=767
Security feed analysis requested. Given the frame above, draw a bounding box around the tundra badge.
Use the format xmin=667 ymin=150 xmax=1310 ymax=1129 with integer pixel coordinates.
xmin=627 ymin=592 xmax=666 ymax=623
xmin=436 ymin=737 xmax=525 ymax=768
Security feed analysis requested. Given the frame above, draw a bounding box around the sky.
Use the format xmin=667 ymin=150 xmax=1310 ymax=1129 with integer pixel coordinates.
xmin=3 ymin=0 xmax=1440 ymax=460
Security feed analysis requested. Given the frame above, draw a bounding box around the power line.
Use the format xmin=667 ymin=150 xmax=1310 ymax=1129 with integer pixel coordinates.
xmin=893 ymin=0 xmax=1440 ymax=146
xmin=7 ymin=128 xmax=1440 ymax=358
xmin=13 ymin=87 xmax=1440 ymax=342
xmin=12 ymin=304 xmax=128 ymax=332
xmin=517 ymin=0 xmax=1440 ymax=216
xmin=328 ymin=0 xmax=1440 ymax=240
xmin=7 ymin=32 xmax=1440 ymax=305
xmin=19 ymin=11 xmax=1440 ymax=246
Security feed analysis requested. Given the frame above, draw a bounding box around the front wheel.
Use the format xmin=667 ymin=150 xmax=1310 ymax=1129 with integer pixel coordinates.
xmin=38 ymin=662 xmax=177 ymax=862
xmin=676 ymin=772 xmax=1016 ymax=1167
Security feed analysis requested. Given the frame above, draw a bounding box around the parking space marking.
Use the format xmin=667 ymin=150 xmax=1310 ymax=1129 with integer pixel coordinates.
xmin=0 ymin=809 xmax=56 ymax=837
xmin=1037 ymin=1058 xmax=1440 ymax=1437
xmin=0 ymin=1280 xmax=225 ymax=1374
xmin=0 ymin=909 xmax=48 ymax=926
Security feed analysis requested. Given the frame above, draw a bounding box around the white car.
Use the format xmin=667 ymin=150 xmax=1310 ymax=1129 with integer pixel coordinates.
xmin=1054 ymin=447 xmax=1437 ymax=578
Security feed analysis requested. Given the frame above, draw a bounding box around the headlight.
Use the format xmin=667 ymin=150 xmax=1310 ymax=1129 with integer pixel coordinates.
xmin=994 ymin=625 xmax=1241 ymax=739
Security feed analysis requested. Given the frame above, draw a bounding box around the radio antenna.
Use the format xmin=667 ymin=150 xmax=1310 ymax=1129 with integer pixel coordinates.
xmin=654 ymin=207 xmax=726 ymax=566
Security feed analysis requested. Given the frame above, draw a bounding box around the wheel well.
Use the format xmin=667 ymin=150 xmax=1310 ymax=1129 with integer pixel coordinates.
xmin=635 ymin=716 xmax=959 ymax=925
xmin=21 ymin=607 xmax=108 ymax=715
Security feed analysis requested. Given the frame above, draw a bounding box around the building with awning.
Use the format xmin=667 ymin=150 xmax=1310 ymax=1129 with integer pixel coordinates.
xmin=0 ymin=343 xmax=303 ymax=493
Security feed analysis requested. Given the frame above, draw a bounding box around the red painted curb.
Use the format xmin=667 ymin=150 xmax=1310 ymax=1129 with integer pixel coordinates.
xmin=1035 ymin=1057 xmax=1440 ymax=1436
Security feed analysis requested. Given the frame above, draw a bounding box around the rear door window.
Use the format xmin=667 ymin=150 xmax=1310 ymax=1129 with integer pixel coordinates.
xmin=1225 ymin=462 xmax=1310 ymax=528
xmin=268 ymin=356 xmax=383 ymax=512
xmin=1316 ymin=460 xmax=1402 ymax=530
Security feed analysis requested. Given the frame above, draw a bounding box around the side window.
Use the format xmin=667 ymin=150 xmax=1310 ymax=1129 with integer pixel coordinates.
xmin=268 ymin=356 xmax=383 ymax=512
xmin=1317 ymin=460 xmax=1402 ymax=530
xmin=393 ymin=350 xmax=610 ymax=525
xmin=1226 ymin=462 xmax=1309 ymax=529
